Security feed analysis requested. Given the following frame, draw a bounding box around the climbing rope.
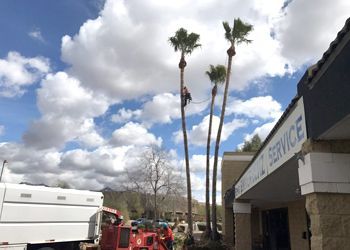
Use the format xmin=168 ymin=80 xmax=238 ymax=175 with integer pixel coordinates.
xmin=190 ymin=97 xmax=211 ymax=104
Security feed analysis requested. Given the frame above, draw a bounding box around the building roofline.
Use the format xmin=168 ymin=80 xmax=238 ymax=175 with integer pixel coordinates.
xmin=306 ymin=17 xmax=350 ymax=86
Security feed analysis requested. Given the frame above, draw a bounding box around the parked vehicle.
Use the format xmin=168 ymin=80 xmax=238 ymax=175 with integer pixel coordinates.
xmin=155 ymin=218 xmax=168 ymax=227
xmin=0 ymin=183 xmax=169 ymax=250
xmin=173 ymin=222 xmax=222 ymax=241
xmin=131 ymin=218 xmax=148 ymax=227
xmin=0 ymin=182 xmax=103 ymax=250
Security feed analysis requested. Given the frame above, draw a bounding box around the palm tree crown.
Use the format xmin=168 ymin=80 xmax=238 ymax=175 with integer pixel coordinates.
xmin=223 ymin=18 xmax=253 ymax=47
xmin=169 ymin=28 xmax=201 ymax=67
xmin=206 ymin=64 xmax=226 ymax=86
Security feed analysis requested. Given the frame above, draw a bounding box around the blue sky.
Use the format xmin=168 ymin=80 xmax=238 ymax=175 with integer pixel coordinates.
xmin=0 ymin=0 xmax=349 ymax=203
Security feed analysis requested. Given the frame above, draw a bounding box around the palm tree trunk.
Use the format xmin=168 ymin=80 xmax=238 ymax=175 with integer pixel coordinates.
xmin=180 ymin=54 xmax=193 ymax=235
xmin=205 ymin=86 xmax=217 ymax=238
xmin=154 ymin=190 xmax=157 ymax=221
xmin=211 ymin=48 xmax=234 ymax=240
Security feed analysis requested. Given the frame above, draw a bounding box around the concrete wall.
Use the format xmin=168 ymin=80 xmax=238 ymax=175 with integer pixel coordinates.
xmin=306 ymin=193 xmax=350 ymax=250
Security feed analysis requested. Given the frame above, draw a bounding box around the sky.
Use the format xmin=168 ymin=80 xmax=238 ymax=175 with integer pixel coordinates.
xmin=0 ymin=0 xmax=349 ymax=204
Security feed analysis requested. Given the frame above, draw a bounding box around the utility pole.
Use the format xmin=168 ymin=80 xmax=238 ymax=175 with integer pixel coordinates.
xmin=0 ymin=160 xmax=8 ymax=182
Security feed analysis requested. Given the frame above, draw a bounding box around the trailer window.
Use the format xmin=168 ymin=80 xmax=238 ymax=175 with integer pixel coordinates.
xmin=119 ymin=228 xmax=130 ymax=248
xmin=197 ymin=224 xmax=206 ymax=231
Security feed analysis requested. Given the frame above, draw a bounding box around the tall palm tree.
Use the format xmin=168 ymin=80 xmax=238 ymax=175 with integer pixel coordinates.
xmin=169 ymin=28 xmax=201 ymax=235
xmin=211 ymin=18 xmax=253 ymax=240
xmin=203 ymin=64 xmax=226 ymax=238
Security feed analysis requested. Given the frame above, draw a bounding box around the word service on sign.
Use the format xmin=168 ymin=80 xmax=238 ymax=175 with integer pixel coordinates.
xmin=235 ymin=97 xmax=307 ymax=198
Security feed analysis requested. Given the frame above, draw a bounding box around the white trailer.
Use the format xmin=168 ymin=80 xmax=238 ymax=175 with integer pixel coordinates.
xmin=0 ymin=183 xmax=104 ymax=250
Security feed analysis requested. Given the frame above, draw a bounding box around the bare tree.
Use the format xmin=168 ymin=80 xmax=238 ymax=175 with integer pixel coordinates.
xmin=125 ymin=146 xmax=184 ymax=220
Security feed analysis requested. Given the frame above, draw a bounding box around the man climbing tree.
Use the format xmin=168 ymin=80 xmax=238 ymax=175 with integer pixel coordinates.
xmin=182 ymin=86 xmax=192 ymax=106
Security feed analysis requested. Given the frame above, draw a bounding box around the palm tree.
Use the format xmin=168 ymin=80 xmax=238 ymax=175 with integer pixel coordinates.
xmin=211 ymin=18 xmax=253 ymax=240
xmin=169 ymin=28 xmax=201 ymax=235
xmin=203 ymin=64 xmax=226 ymax=238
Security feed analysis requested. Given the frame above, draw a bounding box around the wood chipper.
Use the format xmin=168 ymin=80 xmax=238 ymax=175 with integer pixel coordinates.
xmin=93 ymin=207 xmax=169 ymax=250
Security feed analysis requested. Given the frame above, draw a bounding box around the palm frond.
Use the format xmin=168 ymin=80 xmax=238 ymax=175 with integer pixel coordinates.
xmin=205 ymin=64 xmax=216 ymax=83
xmin=169 ymin=28 xmax=201 ymax=55
xmin=168 ymin=37 xmax=179 ymax=52
xmin=186 ymin=33 xmax=201 ymax=54
xmin=232 ymin=18 xmax=253 ymax=44
xmin=222 ymin=21 xmax=232 ymax=42
xmin=205 ymin=64 xmax=226 ymax=85
xmin=214 ymin=65 xmax=226 ymax=85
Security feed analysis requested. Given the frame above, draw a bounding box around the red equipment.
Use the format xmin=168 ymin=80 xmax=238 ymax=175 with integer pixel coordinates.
xmin=100 ymin=225 xmax=168 ymax=250
xmin=99 ymin=207 xmax=168 ymax=250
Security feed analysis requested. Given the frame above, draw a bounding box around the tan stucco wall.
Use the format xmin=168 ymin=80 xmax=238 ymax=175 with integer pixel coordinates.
xmin=221 ymin=152 xmax=253 ymax=245
xmin=251 ymin=207 xmax=262 ymax=248
xmin=221 ymin=153 xmax=254 ymax=196
xmin=306 ymin=193 xmax=350 ymax=250
xmin=223 ymin=207 xmax=234 ymax=244
xmin=288 ymin=199 xmax=310 ymax=250
xmin=235 ymin=213 xmax=252 ymax=250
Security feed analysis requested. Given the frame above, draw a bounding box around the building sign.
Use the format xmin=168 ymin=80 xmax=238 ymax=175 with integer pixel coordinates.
xmin=235 ymin=97 xmax=307 ymax=198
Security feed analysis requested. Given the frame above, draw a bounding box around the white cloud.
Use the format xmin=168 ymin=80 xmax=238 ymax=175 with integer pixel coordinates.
xmin=60 ymin=149 xmax=91 ymax=170
xmin=76 ymin=119 xmax=105 ymax=148
xmin=59 ymin=0 xmax=293 ymax=103
xmin=189 ymin=154 xmax=222 ymax=173
xmin=111 ymin=108 xmax=141 ymax=123
xmin=23 ymin=116 xmax=103 ymax=150
xmin=23 ymin=72 xmax=108 ymax=149
xmin=60 ymin=145 xmax=133 ymax=177
xmin=0 ymin=52 xmax=50 ymax=97
xmin=111 ymin=93 xmax=208 ymax=127
xmin=0 ymin=141 xmax=182 ymax=192
xmin=190 ymin=155 xmax=207 ymax=173
xmin=174 ymin=115 xmax=247 ymax=146
xmin=61 ymin=0 xmax=177 ymax=101
xmin=0 ymin=142 xmax=124 ymax=190
xmin=227 ymin=96 xmax=282 ymax=120
xmin=0 ymin=142 xmax=62 ymax=176
xmin=191 ymin=173 xmax=205 ymax=192
xmin=140 ymin=93 xmax=181 ymax=125
xmin=244 ymin=120 xmax=277 ymax=142
xmin=190 ymin=171 xmax=222 ymax=204
xmin=238 ymin=119 xmax=278 ymax=150
xmin=275 ymin=0 xmax=350 ymax=67
xmin=226 ymin=95 xmax=283 ymax=149
xmin=37 ymin=72 xmax=108 ymax=118
xmin=59 ymin=0 xmax=349 ymax=102
xmin=28 ymin=28 xmax=45 ymax=43
xmin=110 ymin=122 xmax=162 ymax=147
